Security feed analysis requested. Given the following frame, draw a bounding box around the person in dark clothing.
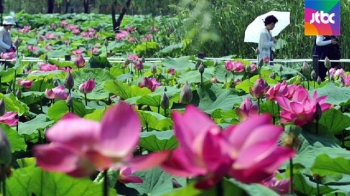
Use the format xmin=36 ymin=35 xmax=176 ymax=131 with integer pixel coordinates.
xmin=313 ymin=36 xmax=340 ymax=80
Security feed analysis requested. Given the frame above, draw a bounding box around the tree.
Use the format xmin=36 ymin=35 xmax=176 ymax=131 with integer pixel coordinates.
xmin=83 ymin=0 xmax=89 ymax=13
xmin=47 ymin=0 xmax=55 ymax=13
xmin=112 ymin=0 xmax=132 ymax=33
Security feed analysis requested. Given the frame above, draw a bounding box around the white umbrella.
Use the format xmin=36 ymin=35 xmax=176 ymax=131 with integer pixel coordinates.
xmin=244 ymin=11 xmax=290 ymax=43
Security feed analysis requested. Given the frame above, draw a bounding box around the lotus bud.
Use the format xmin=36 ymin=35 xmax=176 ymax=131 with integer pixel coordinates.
xmin=74 ymin=55 xmax=86 ymax=68
xmin=214 ymin=61 xmax=218 ymax=67
xmin=246 ymin=65 xmax=252 ymax=73
xmin=176 ymin=83 xmax=181 ymax=89
xmin=45 ymin=54 xmax=48 ymax=62
xmin=164 ymin=87 xmax=167 ymax=92
xmin=340 ymin=77 xmax=345 ymax=87
xmin=0 ymin=129 xmax=12 ymax=166
xmin=330 ymin=74 xmax=334 ymax=82
xmin=172 ymin=178 xmax=182 ymax=189
xmin=302 ymin=61 xmax=311 ymax=76
xmin=124 ymin=59 xmax=130 ymax=66
xmin=210 ymin=77 xmax=218 ymax=83
xmin=0 ymin=99 xmax=5 ymax=116
xmin=325 ymin=57 xmax=331 ymax=69
xmin=269 ymin=72 xmax=276 ymax=79
xmin=151 ymin=65 xmax=157 ymax=74
xmin=279 ymin=65 xmax=283 ymax=72
xmin=313 ymin=102 xmax=322 ymax=121
xmin=142 ymin=57 xmax=145 ymax=63
xmin=104 ymin=39 xmax=108 ymax=47
xmin=79 ymin=79 xmax=96 ymax=94
xmin=195 ymin=62 xmax=200 ymax=69
xmin=6 ymin=87 xmax=11 ymax=94
xmin=224 ymin=72 xmax=228 ymax=78
xmin=311 ymin=70 xmax=316 ymax=80
xmin=180 ymin=81 xmax=193 ymax=104
xmin=198 ymin=63 xmax=205 ymax=74
xmin=16 ymin=89 xmax=21 ymax=99
xmin=66 ymin=95 xmax=73 ymax=107
xmin=317 ymin=76 xmax=322 ymax=85
xmin=53 ymin=79 xmax=60 ymax=87
xmin=255 ymin=48 xmax=260 ymax=55
xmin=64 ymin=71 xmax=74 ymax=90
xmin=249 ymin=78 xmax=270 ymax=99
xmin=160 ymin=93 xmax=169 ymax=110
xmin=26 ymin=63 xmax=32 ymax=71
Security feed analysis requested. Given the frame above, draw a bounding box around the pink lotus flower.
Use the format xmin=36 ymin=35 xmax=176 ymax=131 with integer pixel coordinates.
xmin=161 ymin=106 xmax=294 ymax=189
xmin=66 ymin=24 xmax=77 ymax=31
xmin=45 ymin=33 xmax=56 ymax=39
xmin=38 ymin=62 xmax=58 ymax=72
xmin=74 ymin=55 xmax=86 ymax=68
xmin=60 ymin=21 xmax=68 ymax=26
xmin=72 ymin=29 xmax=81 ymax=35
xmin=0 ymin=52 xmax=15 ymax=60
xmin=116 ymin=30 xmax=129 ymax=40
xmin=134 ymin=61 xmax=143 ymax=71
xmin=72 ymin=48 xmax=83 ymax=57
xmin=264 ymin=56 xmax=270 ymax=63
xmin=18 ymin=79 xmax=33 ymax=89
xmin=118 ymin=166 xmax=143 ymax=184
xmin=0 ymin=112 xmax=18 ymax=126
xmin=342 ymin=75 xmax=350 ymax=87
xmin=326 ymin=68 xmax=336 ymax=77
xmin=79 ymin=79 xmax=96 ymax=94
xmin=142 ymin=34 xmax=153 ymax=42
xmin=128 ymin=37 xmax=136 ymax=43
xmin=127 ymin=54 xmax=139 ymax=62
xmin=45 ymin=85 xmax=68 ymax=100
xmin=276 ymin=86 xmax=332 ymax=126
xmin=266 ymin=81 xmax=298 ymax=101
xmin=18 ymin=26 xmax=31 ymax=33
xmin=334 ymin=68 xmax=344 ymax=78
xmin=261 ymin=173 xmax=290 ymax=195
xmin=51 ymin=23 xmax=57 ymax=29
xmin=33 ymin=101 xmax=171 ymax=178
xmin=126 ymin=26 xmax=136 ymax=32
xmin=222 ymin=114 xmax=295 ymax=184
xmin=168 ymin=68 xmax=176 ymax=76
xmin=139 ymin=77 xmax=161 ymax=92
xmin=149 ymin=26 xmax=158 ymax=32
xmin=27 ymin=45 xmax=37 ymax=52
xmin=250 ymin=63 xmax=257 ymax=72
xmin=236 ymin=98 xmax=259 ymax=121
xmin=225 ymin=60 xmax=235 ymax=71
xmin=249 ymin=78 xmax=270 ymax=99
xmin=89 ymin=48 xmax=98 ymax=55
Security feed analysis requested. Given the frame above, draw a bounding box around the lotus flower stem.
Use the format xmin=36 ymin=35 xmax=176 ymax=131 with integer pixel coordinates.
xmin=145 ymin=123 xmax=149 ymax=132
xmin=257 ymin=98 xmax=261 ymax=113
xmin=84 ymin=93 xmax=88 ymax=106
xmin=316 ymin=178 xmax=320 ymax=196
xmin=1 ymin=164 xmax=6 ymax=196
xmin=0 ymin=76 xmax=2 ymax=93
xmin=12 ymin=70 xmax=16 ymax=95
xmin=103 ymin=169 xmax=108 ymax=196
xmin=289 ymin=158 xmax=294 ymax=194
xmin=39 ymin=78 xmax=45 ymax=113
xmin=200 ymin=73 xmax=203 ymax=87
xmin=315 ymin=119 xmax=319 ymax=135
xmin=216 ymin=179 xmax=223 ymax=196
xmin=16 ymin=114 xmax=19 ymax=132
xmin=157 ymin=105 xmax=160 ymax=114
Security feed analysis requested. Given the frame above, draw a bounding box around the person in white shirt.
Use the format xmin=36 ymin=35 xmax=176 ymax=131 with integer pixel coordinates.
xmin=0 ymin=16 xmax=16 ymax=53
xmin=313 ymin=36 xmax=339 ymax=80
xmin=258 ymin=15 xmax=278 ymax=65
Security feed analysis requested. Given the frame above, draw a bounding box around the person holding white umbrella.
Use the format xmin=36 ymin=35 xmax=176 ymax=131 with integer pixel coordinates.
xmin=258 ymin=15 xmax=278 ymax=65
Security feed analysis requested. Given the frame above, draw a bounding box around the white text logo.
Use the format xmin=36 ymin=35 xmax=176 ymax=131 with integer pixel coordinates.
xmin=310 ymin=11 xmax=335 ymax=24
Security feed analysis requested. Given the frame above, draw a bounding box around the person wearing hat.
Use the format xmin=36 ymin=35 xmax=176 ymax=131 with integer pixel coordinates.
xmin=0 ymin=16 xmax=16 ymax=53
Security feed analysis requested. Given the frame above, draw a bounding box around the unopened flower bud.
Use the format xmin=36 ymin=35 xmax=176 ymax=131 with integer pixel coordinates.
xmin=279 ymin=65 xmax=283 ymax=72
xmin=16 ymin=89 xmax=21 ymax=98
xmin=45 ymin=54 xmax=48 ymax=62
xmin=246 ymin=65 xmax=251 ymax=73
xmin=269 ymin=72 xmax=276 ymax=79
xmin=313 ymin=102 xmax=322 ymax=121
xmin=0 ymin=99 xmax=5 ymax=116
xmin=0 ymin=129 xmax=12 ymax=166
xmin=160 ymin=93 xmax=169 ymax=110
xmin=142 ymin=57 xmax=145 ymax=63
xmin=317 ymin=76 xmax=322 ymax=85
xmin=164 ymin=87 xmax=167 ymax=92
xmin=6 ymin=87 xmax=11 ymax=94
xmin=214 ymin=61 xmax=218 ymax=67
xmin=53 ymin=79 xmax=60 ymax=87
xmin=172 ymin=178 xmax=182 ymax=189
xmin=198 ymin=63 xmax=205 ymax=74
xmin=180 ymin=81 xmax=193 ymax=104
xmin=302 ymin=61 xmax=311 ymax=76
xmin=255 ymin=48 xmax=260 ymax=55
xmin=195 ymin=62 xmax=200 ymax=69
xmin=340 ymin=77 xmax=345 ymax=87
xmin=258 ymin=58 xmax=264 ymax=68
xmin=66 ymin=95 xmax=73 ymax=107
xmin=325 ymin=57 xmax=331 ymax=69
xmin=151 ymin=65 xmax=157 ymax=74
xmin=64 ymin=71 xmax=74 ymax=90
xmin=104 ymin=39 xmax=108 ymax=47
xmin=311 ymin=70 xmax=316 ymax=80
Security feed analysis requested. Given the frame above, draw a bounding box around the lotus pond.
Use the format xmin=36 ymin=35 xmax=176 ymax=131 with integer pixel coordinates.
xmin=0 ymin=13 xmax=350 ymax=196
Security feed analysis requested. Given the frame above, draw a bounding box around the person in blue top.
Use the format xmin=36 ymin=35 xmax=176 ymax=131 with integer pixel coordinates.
xmin=313 ymin=35 xmax=340 ymax=80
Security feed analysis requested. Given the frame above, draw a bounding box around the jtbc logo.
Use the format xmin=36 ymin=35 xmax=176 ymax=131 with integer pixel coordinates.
xmin=310 ymin=11 xmax=335 ymax=24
